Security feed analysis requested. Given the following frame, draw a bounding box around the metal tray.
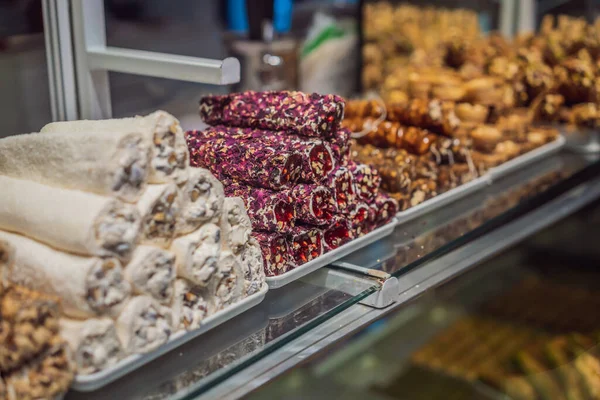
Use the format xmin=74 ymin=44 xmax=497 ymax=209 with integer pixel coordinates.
xmin=265 ymin=219 xmax=398 ymax=289
xmin=488 ymin=136 xmax=566 ymax=180
xmin=71 ymin=284 xmax=269 ymax=392
xmin=395 ymin=175 xmax=491 ymax=224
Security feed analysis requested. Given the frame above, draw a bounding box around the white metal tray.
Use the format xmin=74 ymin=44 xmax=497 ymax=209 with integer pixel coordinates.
xmin=71 ymin=284 xmax=269 ymax=392
xmin=395 ymin=175 xmax=491 ymax=225
xmin=265 ymin=218 xmax=398 ymax=289
xmin=488 ymin=136 xmax=566 ymax=180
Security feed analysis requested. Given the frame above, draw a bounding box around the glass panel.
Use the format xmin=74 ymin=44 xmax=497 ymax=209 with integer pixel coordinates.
xmin=246 ymin=194 xmax=600 ymax=400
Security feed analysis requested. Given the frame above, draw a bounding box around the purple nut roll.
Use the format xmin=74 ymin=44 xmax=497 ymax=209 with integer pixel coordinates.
xmin=371 ymin=192 xmax=398 ymax=226
xmin=322 ymin=215 xmax=353 ymax=251
xmin=224 ymin=181 xmax=296 ymax=232
xmin=186 ymin=135 xmax=303 ymax=190
xmin=287 ymin=225 xmax=323 ymax=267
xmin=321 ymin=166 xmax=356 ymax=213
xmin=347 ymin=203 xmax=372 ymax=238
xmin=348 ymin=161 xmax=382 ymax=202
xmin=327 ymin=128 xmax=351 ymax=163
xmin=288 ymin=184 xmax=334 ymax=226
xmin=197 ymin=126 xmax=335 ymax=183
xmin=252 ymin=232 xmax=290 ymax=277
xmin=199 ymin=91 xmax=345 ymax=138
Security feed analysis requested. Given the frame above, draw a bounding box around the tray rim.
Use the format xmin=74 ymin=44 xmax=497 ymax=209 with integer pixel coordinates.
xmin=71 ymin=284 xmax=269 ymax=392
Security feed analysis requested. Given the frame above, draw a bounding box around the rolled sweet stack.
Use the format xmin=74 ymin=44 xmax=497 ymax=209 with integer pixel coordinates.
xmin=189 ymin=90 xmax=397 ymax=277
xmin=0 ymin=110 xmax=266 ymax=379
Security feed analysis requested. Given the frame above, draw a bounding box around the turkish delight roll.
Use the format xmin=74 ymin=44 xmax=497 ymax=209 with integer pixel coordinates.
xmin=137 ymin=183 xmax=180 ymax=249
xmin=252 ymin=232 xmax=289 ymax=276
xmin=220 ymin=197 xmax=252 ymax=254
xmin=171 ymin=223 xmax=221 ymax=287
xmin=224 ymin=182 xmax=295 ymax=232
xmin=170 ymin=279 xmax=214 ymax=331
xmin=0 ymin=230 xmax=131 ymax=319
xmin=327 ymin=128 xmax=351 ymax=164
xmin=189 ymin=137 xmax=303 ymax=190
xmin=348 ymin=203 xmax=372 ymax=237
xmin=0 ymin=175 xmax=140 ymax=261
xmin=0 ymin=285 xmax=60 ymax=372
xmin=211 ymin=252 xmax=245 ymax=310
xmin=0 ymin=130 xmax=150 ymax=203
xmin=345 ymin=99 xmax=384 ymax=119
xmin=239 ymin=238 xmax=266 ymax=296
xmin=116 ymin=296 xmax=172 ymax=354
xmin=176 ymin=168 xmax=225 ymax=235
xmin=199 ymin=91 xmax=345 ymax=137
xmin=59 ymin=318 xmax=124 ymax=375
xmin=41 ymin=110 xmax=188 ymax=185
xmin=4 ymin=336 xmax=73 ymax=400
xmin=348 ymin=161 xmax=382 ymax=202
xmin=289 ymin=184 xmax=334 ymax=226
xmin=322 ymin=215 xmax=353 ymax=251
xmin=388 ymin=99 xmax=460 ymax=137
xmin=124 ymin=246 xmax=176 ymax=305
xmin=287 ymin=225 xmax=324 ymax=267
xmin=371 ymin=192 xmax=398 ymax=226
xmin=322 ymin=166 xmax=356 ymax=213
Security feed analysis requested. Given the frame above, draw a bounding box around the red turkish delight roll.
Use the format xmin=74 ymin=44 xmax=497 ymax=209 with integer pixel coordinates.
xmin=189 ymin=127 xmax=335 ymax=183
xmin=287 ymin=225 xmax=324 ymax=267
xmin=186 ymin=136 xmax=303 ymax=190
xmin=370 ymin=192 xmax=398 ymax=226
xmin=327 ymin=128 xmax=351 ymax=165
xmin=288 ymin=184 xmax=334 ymax=226
xmin=199 ymin=91 xmax=345 ymax=138
xmin=252 ymin=232 xmax=290 ymax=276
xmin=348 ymin=203 xmax=371 ymax=237
xmin=224 ymin=181 xmax=295 ymax=232
xmin=348 ymin=161 xmax=382 ymax=202
xmin=321 ymin=166 xmax=356 ymax=213
xmin=322 ymin=215 xmax=353 ymax=251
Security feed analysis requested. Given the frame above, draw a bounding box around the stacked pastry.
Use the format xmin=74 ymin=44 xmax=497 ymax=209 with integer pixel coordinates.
xmin=0 ymin=282 xmax=74 ymax=400
xmin=187 ymin=90 xmax=397 ymax=277
xmin=0 ymin=111 xmax=265 ymax=378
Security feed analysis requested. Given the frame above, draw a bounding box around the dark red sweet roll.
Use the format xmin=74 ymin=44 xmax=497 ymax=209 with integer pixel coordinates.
xmin=224 ymin=181 xmax=295 ymax=232
xmin=252 ymin=232 xmax=290 ymax=276
xmin=199 ymin=91 xmax=345 ymax=137
xmin=327 ymin=128 xmax=351 ymax=165
xmin=322 ymin=215 xmax=353 ymax=251
xmin=186 ymin=136 xmax=303 ymax=190
xmin=348 ymin=161 xmax=382 ymax=202
xmin=321 ymin=166 xmax=356 ymax=213
xmin=347 ymin=203 xmax=372 ymax=237
xmin=287 ymin=225 xmax=324 ymax=266
xmin=371 ymin=192 xmax=398 ymax=226
xmin=288 ymin=184 xmax=334 ymax=226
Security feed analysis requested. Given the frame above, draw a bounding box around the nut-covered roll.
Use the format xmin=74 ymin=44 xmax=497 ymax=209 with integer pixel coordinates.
xmin=0 ymin=285 xmax=60 ymax=371
xmin=59 ymin=318 xmax=124 ymax=375
xmin=239 ymin=238 xmax=266 ymax=296
xmin=170 ymin=223 xmax=221 ymax=287
xmin=176 ymin=168 xmax=225 ymax=236
xmin=211 ymin=252 xmax=245 ymax=311
xmin=0 ymin=230 xmax=131 ymax=319
xmin=137 ymin=183 xmax=181 ymax=249
xmin=0 ymin=175 xmax=140 ymax=261
xmin=115 ymin=296 xmax=172 ymax=355
xmin=470 ymin=125 xmax=502 ymax=153
xmin=220 ymin=197 xmax=252 ymax=254
xmin=0 ymin=130 xmax=150 ymax=203
xmin=124 ymin=246 xmax=176 ymax=305
xmin=0 ymin=239 xmax=14 ymax=292
xmin=170 ymin=279 xmax=214 ymax=332
xmin=41 ymin=110 xmax=188 ymax=185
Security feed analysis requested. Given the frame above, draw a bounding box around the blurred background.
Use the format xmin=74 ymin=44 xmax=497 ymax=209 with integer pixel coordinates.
xmin=0 ymin=0 xmax=597 ymax=136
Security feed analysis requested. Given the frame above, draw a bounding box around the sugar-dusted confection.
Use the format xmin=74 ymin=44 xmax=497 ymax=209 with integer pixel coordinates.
xmin=115 ymin=296 xmax=172 ymax=354
xmin=287 ymin=225 xmax=324 ymax=267
xmin=348 ymin=161 xmax=382 ymax=202
xmin=199 ymin=91 xmax=345 ymax=137
xmin=0 ymin=285 xmax=61 ymax=371
xmin=219 ymin=197 xmax=252 ymax=254
xmin=252 ymin=232 xmax=290 ymax=276
xmin=187 ymin=136 xmax=303 ymax=191
xmin=170 ymin=279 xmax=214 ymax=332
xmin=322 ymin=166 xmax=356 ymax=213
xmin=224 ymin=181 xmax=295 ymax=232
xmin=136 ymin=183 xmax=180 ymax=249
xmin=189 ymin=127 xmax=335 ymax=183
xmin=170 ymin=223 xmax=221 ymax=287
xmin=210 ymin=252 xmax=245 ymax=310
xmin=288 ymin=184 xmax=334 ymax=226
xmin=124 ymin=246 xmax=176 ymax=305
xmin=322 ymin=215 xmax=353 ymax=251
xmin=239 ymin=238 xmax=266 ymax=296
